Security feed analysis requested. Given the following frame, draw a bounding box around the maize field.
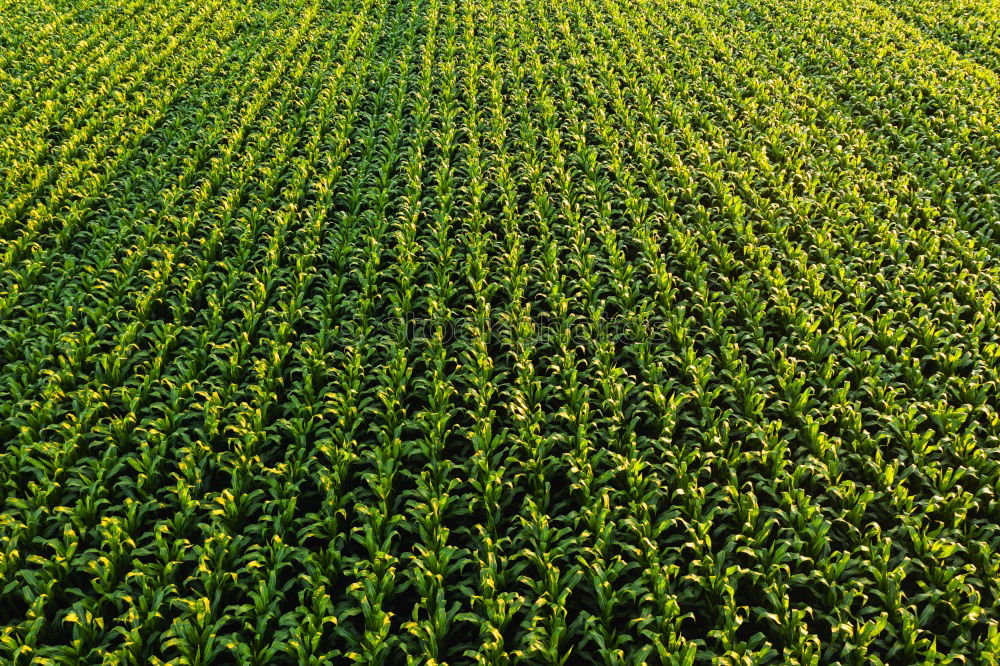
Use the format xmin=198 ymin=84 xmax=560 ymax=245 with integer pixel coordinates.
xmin=1 ymin=0 xmax=1000 ymax=662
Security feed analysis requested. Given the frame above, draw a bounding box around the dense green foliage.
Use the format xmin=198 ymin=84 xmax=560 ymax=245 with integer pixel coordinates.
xmin=2 ymin=0 xmax=1000 ymax=662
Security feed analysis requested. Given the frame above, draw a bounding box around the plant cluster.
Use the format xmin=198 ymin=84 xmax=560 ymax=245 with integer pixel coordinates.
xmin=1 ymin=0 xmax=999 ymax=663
